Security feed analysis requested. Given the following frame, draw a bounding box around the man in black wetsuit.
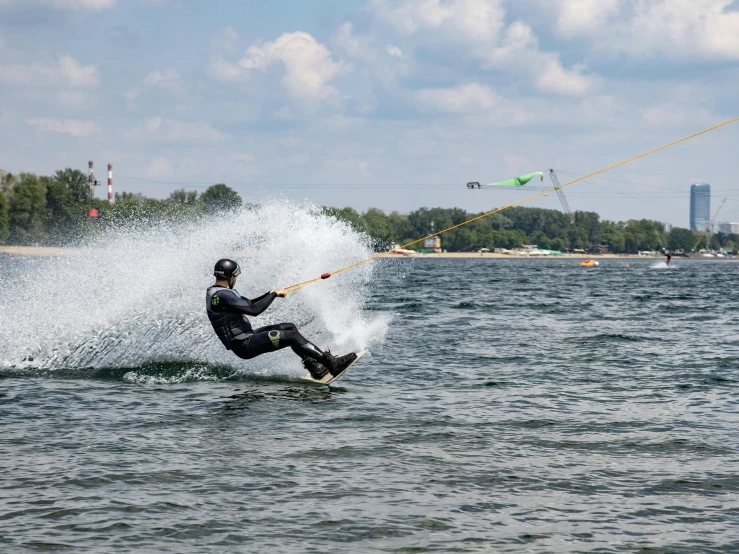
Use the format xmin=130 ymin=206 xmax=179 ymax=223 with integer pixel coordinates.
xmin=206 ymin=258 xmax=356 ymax=380
xmin=664 ymin=250 xmax=672 ymax=265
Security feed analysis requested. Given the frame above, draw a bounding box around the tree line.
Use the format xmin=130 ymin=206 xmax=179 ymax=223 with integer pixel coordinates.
xmin=1 ymin=167 xmax=735 ymax=253
xmin=0 ymin=168 xmax=242 ymax=245
xmin=324 ymin=206 xmax=736 ymax=254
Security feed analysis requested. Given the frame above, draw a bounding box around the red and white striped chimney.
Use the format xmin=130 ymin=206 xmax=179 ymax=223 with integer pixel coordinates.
xmin=107 ymin=163 xmax=113 ymax=203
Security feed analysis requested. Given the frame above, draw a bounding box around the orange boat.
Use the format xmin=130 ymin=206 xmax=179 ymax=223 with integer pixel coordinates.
xmin=579 ymin=259 xmax=599 ymax=267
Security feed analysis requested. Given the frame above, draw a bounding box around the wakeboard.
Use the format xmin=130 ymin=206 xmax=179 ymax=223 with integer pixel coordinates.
xmin=301 ymin=349 xmax=369 ymax=386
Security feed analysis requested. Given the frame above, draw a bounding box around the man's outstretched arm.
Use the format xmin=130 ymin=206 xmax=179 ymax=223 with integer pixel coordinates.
xmin=216 ymin=290 xmax=277 ymax=316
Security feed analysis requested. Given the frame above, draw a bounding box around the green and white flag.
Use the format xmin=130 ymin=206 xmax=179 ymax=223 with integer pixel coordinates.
xmin=485 ymin=172 xmax=544 ymax=187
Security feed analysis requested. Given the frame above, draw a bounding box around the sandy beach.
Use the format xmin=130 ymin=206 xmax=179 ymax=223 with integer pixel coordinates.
xmin=0 ymin=246 xmax=88 ymax=257
xmin=382 ymin=251 xmax=661 ymax=259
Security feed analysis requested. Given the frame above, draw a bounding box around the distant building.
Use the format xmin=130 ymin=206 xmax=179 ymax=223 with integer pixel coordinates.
xmin=718 ymin=222 xmax=739 ymax=234
xmin=424 ymin=236 xmax=441 ymax=253
xmin=690 ymin=183 xmax=710 ymax=231
xmin=662 ymin=222 xmax=672 ymax=233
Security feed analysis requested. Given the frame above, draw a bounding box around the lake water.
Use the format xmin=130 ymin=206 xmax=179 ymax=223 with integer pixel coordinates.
xmin=2 ymin=256 xmax=738 ymax=553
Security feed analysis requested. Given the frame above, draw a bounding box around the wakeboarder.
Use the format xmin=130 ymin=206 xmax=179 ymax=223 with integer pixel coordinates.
xmin=206 ymin=259 xmax=356 ymax=380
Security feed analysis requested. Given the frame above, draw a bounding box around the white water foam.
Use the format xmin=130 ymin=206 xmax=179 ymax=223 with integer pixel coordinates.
xmin=0 ymin=201 xmax=391 ymax=376
xmin=650 ymin=261 xmax=674 ymax=269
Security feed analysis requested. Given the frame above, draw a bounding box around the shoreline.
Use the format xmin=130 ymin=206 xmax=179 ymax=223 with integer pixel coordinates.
xmin=0 ymin=246 xmax=88 ymax=257
xmin=384 ymin=252 xmax=662 ymax=259
xmin=0 ymin=246 xmax=732 ymax=260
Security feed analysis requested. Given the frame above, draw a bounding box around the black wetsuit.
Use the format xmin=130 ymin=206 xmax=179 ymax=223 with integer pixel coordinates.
xmin=666 ymin=253 xmax=672 ymax=264
xmin=205 ymin=286 xmax=324 ymax=361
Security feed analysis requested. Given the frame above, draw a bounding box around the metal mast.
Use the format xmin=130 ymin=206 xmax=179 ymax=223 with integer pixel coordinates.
xmin=549 ymin=169 xmax=586 ymax=251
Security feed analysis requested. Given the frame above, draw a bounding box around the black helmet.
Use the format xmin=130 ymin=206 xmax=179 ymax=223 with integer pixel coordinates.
xmin=214 ymin=258 xmax=241 ymax=279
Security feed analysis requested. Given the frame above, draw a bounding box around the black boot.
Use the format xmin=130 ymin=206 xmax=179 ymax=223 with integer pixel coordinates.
xmin=302 ymin=357 xmax=329 ymax=380
xmin=319 ymin=350 xmax=358 ymax=377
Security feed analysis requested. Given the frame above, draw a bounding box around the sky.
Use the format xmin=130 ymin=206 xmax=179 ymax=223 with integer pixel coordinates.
xmin=0 ymin=0 xmax=737 ymax=227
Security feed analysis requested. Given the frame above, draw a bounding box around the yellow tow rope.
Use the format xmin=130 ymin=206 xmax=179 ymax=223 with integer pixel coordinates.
xmin=284 ymin=117 xmax=739 ymax=295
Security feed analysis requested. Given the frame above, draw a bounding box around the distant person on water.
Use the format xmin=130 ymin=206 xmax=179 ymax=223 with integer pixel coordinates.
xmin=206 ymin=259 xmax=356 ymax=380
xmin=664 ymin=251 xmax=672 ymax=265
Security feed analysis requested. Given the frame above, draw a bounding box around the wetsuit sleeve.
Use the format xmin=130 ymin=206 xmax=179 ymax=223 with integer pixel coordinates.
xmin=216 ymin=290 xmax=277 ymax=316
xmin=248 ymin=291 xmax=278 ymax=315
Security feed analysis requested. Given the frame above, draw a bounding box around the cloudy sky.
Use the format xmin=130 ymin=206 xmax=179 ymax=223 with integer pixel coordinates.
xmin=1 ymin=0 xmax=737 ymax=226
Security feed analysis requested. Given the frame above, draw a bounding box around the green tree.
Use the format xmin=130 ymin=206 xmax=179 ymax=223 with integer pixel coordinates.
xmin=532 ymin=231 xmax=551 ymax=249
xmin=8 ymin=173 xmax=47 ymax=243
xmin=201 ymin=183 xmax=242 ymax=214
xmin=53 ymin=168 xmax=89 ymax=204
xmin=573 ymin=211 xmax=601 ymax=249
xmin=168 ymin=189 xmax=198 ymax=206
xmin=324 ymin=206 xmax=362 ymax=228
xmin=667 ymin=227 xmax=696 ymax=252
xmin=46 ymin=173 xmax=91 ymax=242
xmin=550 ymin=237 xmax=567 ymax=251
xmin=359 ymin=208 xmax=395 ymax=247
xmin=0 ymin=169 xmax=19 ymax=200
xmin=623 ymin=219 xmax=664 ymax=252
xmin=388 ymin=211 xmax=412 ymax=245
xmin=602 ymin=229 xmax=625 ymax=253
xmin=166 ymin=189 xmax=201 ymax=219
xmin=0 ymin=192 xmax=9 ymax=244
xmin=488 ymin=212 xmax=513 ymax=231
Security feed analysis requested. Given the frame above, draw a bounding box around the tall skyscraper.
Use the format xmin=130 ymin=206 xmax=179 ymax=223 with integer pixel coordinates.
xmin=690 ymin=183 xmax=710 ymax=231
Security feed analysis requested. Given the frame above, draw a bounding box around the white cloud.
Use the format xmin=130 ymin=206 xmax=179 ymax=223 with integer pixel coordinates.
xmin=628 ymin=0 xmax=739 ymax=59
xmin=0 ymin=55 xmax=98 ymax=88
xmin=486 ymin=21 xmax=597 ymax=96
xmin=207 ymin=54 xmax=247 ymax=83
xmin=280 ymin=133 xmax=301 ymax=148
xmin=238 ymin=31 xmax=348 ymax=103
xmin=503 ymin=153 xmax=532 ymax=176
xmin=144 ymin=117 xmax=162 ymax=133
xmin=124 ymin=117 xmax=227 ymax=143
xmin=317 ymin=114 xmax=367 ymax=133
xmin=232 ymin=152 xmax=254 ymax=163
xmin=549 ymin=0 xmax=739 ymax=61
xmin=230 ymin=152 xmax=259 ymax=175
xmin=125 ymin=67 xmax=182 ymax=107
xmin=641 ymin=104 xmax=713 ymax=127
xmin=284 ymin=153 xmax=309 ymax=165
xmin=334 ymin=21 xmax=363 ymax=57
xmin=143 ymin=67 xmax=181 ymax=89
xmin=212 ymin=26 xmax=241 ymax=53
xmin=328 ymin=157 xmax=371 ymax=177
xmin=415 ymin=83 xmax=499 ymax=113
xmin=386 ymin=45 xmax=403 ymax=57
xmin=485 ymin=21 xmax=537 ymax=66
xmin=27 ymin=118 xmax=97 ymax=136
xmin=370 ymin=0 xmax=505 ymax=42
xmin=554 ymin=0 xmax=620 ymax=36
xmin=272 ymin=107 xmax=295 ymax=120
xmin=333 ymin=22 xmax=408 ymax=87
xmin=0 ymin=0 xmax=115 ymax=10
xmin=367 ymin=1 xmax=597 ymax=96
xmin=144 ymin=156 xmax=173 ymax=178
xmin=414 ymin=82 xmax=540 ymax=125
xmin=536 ymin=57 xmax=595 ymax=96
xmin=57 ymin=90 xmax=93 ymax=107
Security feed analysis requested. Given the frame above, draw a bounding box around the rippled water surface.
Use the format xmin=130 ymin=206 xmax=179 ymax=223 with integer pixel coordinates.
xmin=2 ymin=258 xmax=739 ymax=553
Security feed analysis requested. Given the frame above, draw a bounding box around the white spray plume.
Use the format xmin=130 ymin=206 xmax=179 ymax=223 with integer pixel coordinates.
xmin=0 ymin=201 xmax=390 ymax=376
